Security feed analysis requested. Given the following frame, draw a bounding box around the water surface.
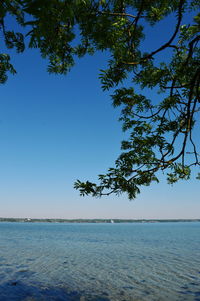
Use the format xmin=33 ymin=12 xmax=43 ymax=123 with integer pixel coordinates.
xmin=0 ymin=222 xmax=200 ymax=300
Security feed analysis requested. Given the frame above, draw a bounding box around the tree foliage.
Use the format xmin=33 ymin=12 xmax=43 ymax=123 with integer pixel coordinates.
xmin=1 ymin=0 xmax=200 ymax=199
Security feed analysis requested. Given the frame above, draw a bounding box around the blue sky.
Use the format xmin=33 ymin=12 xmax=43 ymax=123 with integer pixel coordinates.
xmin=0 ymin=11 xmax=199 ymax=219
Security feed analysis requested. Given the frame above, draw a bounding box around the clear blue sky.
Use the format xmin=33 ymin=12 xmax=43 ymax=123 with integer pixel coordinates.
xmin=0 ymin=11 xmax=199 ymax=219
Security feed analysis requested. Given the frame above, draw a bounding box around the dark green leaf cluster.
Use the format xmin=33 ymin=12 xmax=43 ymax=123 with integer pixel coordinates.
xmin=0 ymin=54 xmax=16 ymax=84
xmin=74 ymin=0 xmax=200 ymax=199
xmin=0 ymin=0 xmax=24 ymax=82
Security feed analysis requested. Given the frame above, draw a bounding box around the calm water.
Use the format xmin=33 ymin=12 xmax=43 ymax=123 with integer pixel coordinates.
xmin=0 ymin=222 xmax=200 ymax=301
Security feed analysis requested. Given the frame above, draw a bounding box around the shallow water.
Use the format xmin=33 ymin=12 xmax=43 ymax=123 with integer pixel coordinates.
xmin=0 ymin=222 xmax=200 ymax=300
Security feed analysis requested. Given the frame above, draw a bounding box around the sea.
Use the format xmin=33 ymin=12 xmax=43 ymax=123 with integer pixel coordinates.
xmin=0 ymin=222 xmax=200 ymax=301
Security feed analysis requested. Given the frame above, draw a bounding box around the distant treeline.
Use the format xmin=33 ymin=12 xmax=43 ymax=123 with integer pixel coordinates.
xmin=0 ymin=218 xmax=199 ymax=223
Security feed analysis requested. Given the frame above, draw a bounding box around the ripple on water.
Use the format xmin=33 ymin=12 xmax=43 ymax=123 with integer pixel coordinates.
xmin=0 ymin=222 xmax=199 ymax=301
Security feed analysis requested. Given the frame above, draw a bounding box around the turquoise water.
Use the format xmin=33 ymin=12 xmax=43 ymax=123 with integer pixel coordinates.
xmin=0 ymin=222 xmax=200 ymax=301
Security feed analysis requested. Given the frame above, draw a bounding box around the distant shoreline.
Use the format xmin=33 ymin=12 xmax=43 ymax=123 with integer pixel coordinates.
xmin=0 ymin=218 xmax=199 ymax=223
